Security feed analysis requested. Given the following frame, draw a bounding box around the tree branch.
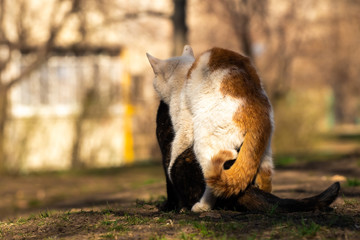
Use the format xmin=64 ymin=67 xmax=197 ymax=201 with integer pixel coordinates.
xmin=5 ymin=0 xmax=79 ymax=90
xmin=101 ymin=10 xmax=171 ymax=26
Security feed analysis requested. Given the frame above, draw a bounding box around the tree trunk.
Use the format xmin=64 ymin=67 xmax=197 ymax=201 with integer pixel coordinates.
xmin=239 ymin=14 xmax=253 ymax=60
xmin=0 ymin=84 xmax=8 ymax=173
xmin=332 ymin=64 xmax=356 ymax=124
xmin=71 ymin=116 xmax=84 ymax=169
xmin=172 ymin=0 xmax=188 ymax=56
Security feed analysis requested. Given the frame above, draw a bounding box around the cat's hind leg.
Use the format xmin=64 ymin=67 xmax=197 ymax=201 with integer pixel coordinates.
xmin=254 ymin=151 xmax=273 ymax=193
xmin=192 ymin=149 xmax=238 ymax=212
xmin=191 ymin=185 xmax=216 ymax=212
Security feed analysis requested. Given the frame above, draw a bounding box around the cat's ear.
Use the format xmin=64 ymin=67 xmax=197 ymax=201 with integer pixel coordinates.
xmin=182 ymin=45 xmax=194 ymax=58
xmin=146 ymin=53 xmax=162 ymax=74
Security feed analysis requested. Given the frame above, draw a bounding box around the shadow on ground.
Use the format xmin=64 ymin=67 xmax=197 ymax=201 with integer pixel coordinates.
xmin=0 ymin=155 xmax=359 ymax=239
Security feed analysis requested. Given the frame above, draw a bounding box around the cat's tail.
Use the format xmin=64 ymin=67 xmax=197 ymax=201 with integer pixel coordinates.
xmin=236 ymin=182 xmax=340 ymax=212
xmin=205 ymin=148 xmax=263 ymax=198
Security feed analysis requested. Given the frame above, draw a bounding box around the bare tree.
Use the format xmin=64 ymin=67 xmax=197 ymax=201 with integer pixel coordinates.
xmin=262 ymin=2 xmax=307 ymax=103
xmin=0 ymin=0 xmax=155 ymax=172
xmin=326 ymin=1 xmax=360 ymax=124
xmin=0 ymin=0 xmax=81 ymax=173
xmin=218 ymin=0 xmax=268 ymax=60
xmin=172 ymin=0 xmax=188 ymax=55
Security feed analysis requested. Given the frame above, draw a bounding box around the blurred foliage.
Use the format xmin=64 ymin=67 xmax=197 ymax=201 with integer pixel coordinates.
xmin=346 ymin=178 xmax=360 ymax=187
xmin=272 ymin=88 xmax=331 ymax=154
xmin=275 ymin=155 xmax=297 ymax=167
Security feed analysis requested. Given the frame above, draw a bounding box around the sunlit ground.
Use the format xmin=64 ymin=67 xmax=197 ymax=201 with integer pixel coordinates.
xmin=0 ymin=129 xmax=359 ymax=239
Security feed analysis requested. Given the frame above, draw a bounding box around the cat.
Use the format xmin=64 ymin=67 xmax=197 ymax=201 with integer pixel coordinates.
xmin=156 ymin=100 xmax=340 ymax=213
xmin=147 ymin=46 xmax=273 ymax=212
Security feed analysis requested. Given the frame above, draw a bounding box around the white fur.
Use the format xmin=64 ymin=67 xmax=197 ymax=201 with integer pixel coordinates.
xmin=186 ymin=52 xmax=246 ymax=171
xmin=185 ymin=52 xmax=247 ymax=212
xmin=147 ymin=46 xmax=196 ymax=180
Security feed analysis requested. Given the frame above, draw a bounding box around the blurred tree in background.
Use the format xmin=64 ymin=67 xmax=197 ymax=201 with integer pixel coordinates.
xmin=172 ymin=0 xmax=188 ymax=55
xmin=0 ymin=0 xmax=359 ymax=172
xmin=192 ymin=0 xmax=360 ymax=153
xmin=0 ymin=0 xmax=82 ymax=173
xmin=0 ymin=0 xmax=182 ymax=173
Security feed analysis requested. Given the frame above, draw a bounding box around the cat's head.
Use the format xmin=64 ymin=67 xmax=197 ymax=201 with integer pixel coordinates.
xmin=147 ymin=45 xmax=195 ymax=103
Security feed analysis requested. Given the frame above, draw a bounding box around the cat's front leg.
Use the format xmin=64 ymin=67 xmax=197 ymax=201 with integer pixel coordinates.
xmin=191 ymin=186 xmax=216 ymax=212
xmin=168 ymin=128 xmax=193 ymax=181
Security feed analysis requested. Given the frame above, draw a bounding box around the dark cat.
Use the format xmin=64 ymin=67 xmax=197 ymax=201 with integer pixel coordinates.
xmin=156 ymin=100 xmax=340 ymax=212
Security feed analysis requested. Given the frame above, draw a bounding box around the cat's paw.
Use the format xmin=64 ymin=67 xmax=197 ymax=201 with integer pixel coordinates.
xmin=191 ymin=202 xmax=212 ymax=212
xmin=158 ymin=200 xmax=177 ymax=212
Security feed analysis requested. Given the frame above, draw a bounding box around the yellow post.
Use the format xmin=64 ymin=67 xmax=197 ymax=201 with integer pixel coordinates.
xmin=120 ymin=49 xmax=134 ymax=164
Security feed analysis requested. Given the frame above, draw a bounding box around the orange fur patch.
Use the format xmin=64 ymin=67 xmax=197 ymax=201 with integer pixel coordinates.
xmin=205 ymin=48 xmax=272 ymax=197
xmin=209 ymin=47 xmax=261 ymax=87
xmin=205 ymin=150 xmax=244 ymax=197
xmin=255 ymin=166 xmax=273 ymax=193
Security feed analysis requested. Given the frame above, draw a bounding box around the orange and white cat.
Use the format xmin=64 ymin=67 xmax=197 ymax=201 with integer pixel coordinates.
xmin=147 ymin=46 xmax=273 ymax=212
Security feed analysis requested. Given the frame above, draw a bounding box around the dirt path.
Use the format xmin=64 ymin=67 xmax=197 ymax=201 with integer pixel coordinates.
xmin=0 ymin=155 xmax=359 ymax=239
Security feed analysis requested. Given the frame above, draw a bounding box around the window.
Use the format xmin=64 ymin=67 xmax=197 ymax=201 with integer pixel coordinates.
xmin=11 ymin=54 xmax=123 ymax=117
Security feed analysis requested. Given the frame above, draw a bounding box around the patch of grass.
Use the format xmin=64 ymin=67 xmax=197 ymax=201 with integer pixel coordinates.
xmin=101 ymin=218 xmax=129 ymax=232
xmin=27 ymin=213 xmax=37 ymax=221
xmin=346 ymin=178 xmax=360 ymax=187
xmin=192 ymin=221 xmax=215 ymax=238
xmin=246 ymin=234 xmax=257 ymax=240
xmin=179 ymin=232 xmax=197 ymax=240
xmin=213 ymin=221 xmax=244 ymax=233
xmin=15 ymin=217 xmax=27 ymax=224
xmin=1 ymin=160 xmax=359 ymax=240
xmin=28 ymin=199 xmax=42 ymax=208
xmin=111 ymin=224 xmax=128 ymax=232
xmin=38 ymin=210 xmax=52 ymax=219
xmin=178 ymin=219 xmax=193 ymax=226
xmin=275 ymin=156 xmax=297 ymax=167
xmin=334 ymin=133 xmax=360 ymax=142
xmin=124 ymin=214 xmax=150 ymax=225
xmin=266 ymin=203 xmax=279 ymax=216
xmin=61 ymin=215 xmax=70 ymax=222
xmin=149 ymin=234 xmax=168 ymax=240
xmin=343 ymin=198 xmax=359 ymax=207
xmin=101 ymin=219 xmax=113 ymax=226
xmin=100 ymin=202 xmax=116 ymax=216
xmin=101 ymin=209 xmax=114 ymax=216
xmin=101 ymin=232 xmax=115 ymax=239
xmin=143 ymin=178 xmax=159 ymax=185
xmin=154 ymin=216 xmax=167 ymax=224
xmin=218 ymin=235 xmax=237 ymax=240
xmin=60 ymin=210 xmax=72 ymax=222
xmin=178 ymin=220 xmax=220 ymax=238
xmin=296 ymin=219 xmax=320 ymax=237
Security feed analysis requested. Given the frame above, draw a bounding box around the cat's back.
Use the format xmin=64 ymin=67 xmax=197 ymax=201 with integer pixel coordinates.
xmin=186 ymin=47 xmax=263 ymax=100
xmin=184 ymin=48 xmax=244 ymax=135
xmin=186 ymin=48 xmax=265 ymax=113
xmin=185 ymin=48 xmax=270 ymax=136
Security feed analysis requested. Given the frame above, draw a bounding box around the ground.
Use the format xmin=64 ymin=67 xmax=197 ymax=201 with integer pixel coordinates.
xmin=0 ymin=150 xmax=360 ymax=239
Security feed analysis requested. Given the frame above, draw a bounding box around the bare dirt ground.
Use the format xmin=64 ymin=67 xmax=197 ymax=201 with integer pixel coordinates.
xmin=0 ymin=152 xmax=359 ymax=239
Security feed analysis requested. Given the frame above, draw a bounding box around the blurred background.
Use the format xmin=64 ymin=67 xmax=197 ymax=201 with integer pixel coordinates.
xmin=0 ymin=0 xmax=359 ymax=174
